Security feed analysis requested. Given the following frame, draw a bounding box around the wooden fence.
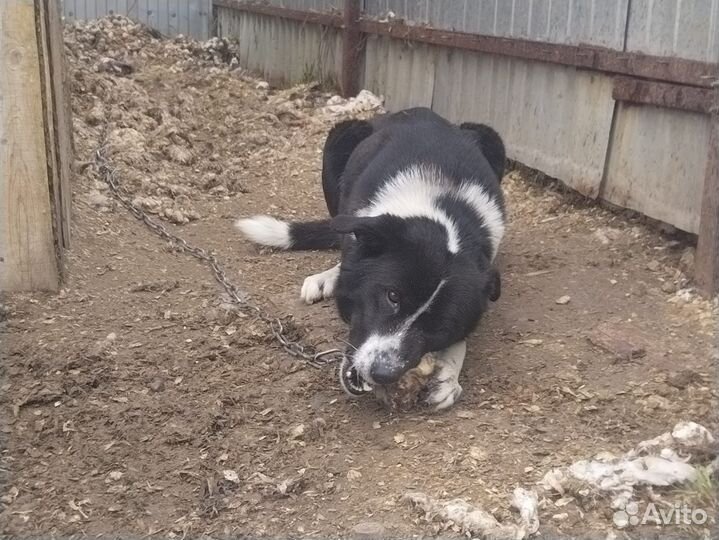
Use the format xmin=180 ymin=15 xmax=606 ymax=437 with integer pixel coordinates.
xmin=1 ymin=0 xmax=73 ymax=291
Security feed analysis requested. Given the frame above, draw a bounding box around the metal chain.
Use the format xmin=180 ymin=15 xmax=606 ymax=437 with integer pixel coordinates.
xmin=93 ymin=128 xmax=343 ymax=368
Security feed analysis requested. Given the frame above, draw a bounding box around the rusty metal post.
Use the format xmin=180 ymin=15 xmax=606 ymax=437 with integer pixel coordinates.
xmin=696 ymin=78 xmax=719 ymax=297
xmin=341 ymin=0 xmax=361 ymax=98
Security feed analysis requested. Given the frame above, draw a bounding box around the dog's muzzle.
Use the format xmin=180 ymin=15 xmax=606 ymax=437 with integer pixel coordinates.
xmin=339 ymin=355 xmax=373 ymax=396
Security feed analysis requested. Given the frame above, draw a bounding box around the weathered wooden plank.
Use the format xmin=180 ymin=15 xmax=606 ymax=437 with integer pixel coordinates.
xmin=341 ymin=0 xmax=361 ymax=97
xmin=696 ymin=84 xmax=719 ymax=296
xmin=40 ymin=0 xmax=73 ymax=252
xmin=0 ymin=0 xmax=60 ymax=291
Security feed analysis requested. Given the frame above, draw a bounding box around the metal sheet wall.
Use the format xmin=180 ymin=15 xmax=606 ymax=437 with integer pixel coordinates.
xmin=601 ymin=0 xmax=718 ymax=233
xmin=62 ymin=0 xmax=212 ymax=39
xmin=625 ymin=0 xmax=719 ymax=62
xmin=215 ymin=7 xmax=343 ymax=87
xmin=364 ymin=0 xmax=630 ymax=49
xmin=602 ymin=106 xmax=711 ymax=234
xmin=363 ymin=35 xmax=436 ymax=109
xmin=363 ymin=38 xmax=616 ymax=197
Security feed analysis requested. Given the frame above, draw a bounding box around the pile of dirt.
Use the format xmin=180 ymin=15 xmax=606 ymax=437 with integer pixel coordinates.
xmin=65 ymin=15 xmax=383 ymax=224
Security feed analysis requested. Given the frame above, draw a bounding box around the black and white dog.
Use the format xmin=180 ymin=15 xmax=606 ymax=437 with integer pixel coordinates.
xmin=236 ymin=107 xmax=506 ymax=410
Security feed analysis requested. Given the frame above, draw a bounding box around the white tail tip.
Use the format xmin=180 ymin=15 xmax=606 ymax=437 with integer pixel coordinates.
xmin=235 ymin=215 xmax=292 ymax=249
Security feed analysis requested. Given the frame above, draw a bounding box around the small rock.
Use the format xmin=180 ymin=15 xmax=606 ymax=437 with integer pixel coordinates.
xmin=149 ymin=378 xmax=165 ymax=392
xmin=555 ymin=295 xmax=571 ymax=305
xmin=85 ymin=103 xmax=106 ymax=126
xmin=672 ymin=421 xmax=715 ymax=448
xmin=393 ymin=433 xmax=406 ymax=444
xmin=164 ymin=208 xmax=189 ymax=224
xmin=132 ymin=196 xmax=162 ymax=213
xmin=588 ymin=323 xmax=648 ymax=361
xmin=640 ymin=394 xmax=671 ymax=410
xmin=0 ymin=486 xmax=18 ymax=504
xmin=455 ymin=410 xmax=476 ymax=419
xmin=164 ymin=144 xmax=195 ymax=165
xmin=646 ymin=260 xmax=661 ymax=272
xmin=86 ymin=190 xmax=111 ymax=210
xmin=223 ymin=469 xmax=240 ymax=483
xmin=351 ymin=521 xmax=385 ymax=540
xmin=633 ymin=281 xmax=648 ymax=297
xmin=256 ymin=81 xmax=270 ymax=90
xmin=667 ymin=369 xmax=701 ymax=389
xmin=87 ymin=337 xmax=114 ymax=361
xmin=593 ymin=227 xmax=621 ymax=245
xmin=288 ymin=424 xmax=305 ymax=440
xmin=661 ymin=281 xmax=677 ymax=294
xmin=552 ymin=513 xmax=569 ymax=521
xmin=346 ymin=469 xmax=362 ymax=481
xmin=97 ymin=56 xmax=134 ymax=76
xmin=107 ymin=470 xmax=123 ymax=481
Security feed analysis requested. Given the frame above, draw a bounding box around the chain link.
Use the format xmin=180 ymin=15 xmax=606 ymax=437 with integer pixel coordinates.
xmin=94 ymin=128 xmax=343 ymax=368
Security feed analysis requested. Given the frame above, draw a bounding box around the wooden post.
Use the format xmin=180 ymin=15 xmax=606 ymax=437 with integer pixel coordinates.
xmin=341 ymin=0 xmax=361 ymax=98
xmin=0 ymin=0 xmax=72 ymax=292
xmin=696 ymin=79 xmax=719 ymax=298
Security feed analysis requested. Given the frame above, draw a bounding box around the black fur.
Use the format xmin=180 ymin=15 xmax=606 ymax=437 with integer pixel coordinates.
xmin=322 ymin=119 xmax=374 ymax=216
xmin=241 ymin=107 xmax=506 ymax=390
xmin=459 ymin=122 xmax=507 ymax=179
xmin=288 ymin=220 xmax=342 ymax=250
xmin=323 ymin=108 xmax=506 ymax=384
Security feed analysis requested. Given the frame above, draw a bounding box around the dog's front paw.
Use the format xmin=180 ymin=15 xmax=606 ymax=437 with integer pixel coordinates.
xmin=300 ymin=266 xmax=339 ymax=304
xmin=423 ymin=378 xmax=462 ymax=411
xmin=301 ymin=274 xmax=325 ymax=304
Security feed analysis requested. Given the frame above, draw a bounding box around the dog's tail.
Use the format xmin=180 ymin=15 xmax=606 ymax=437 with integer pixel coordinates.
xmin=235 ymin=216 xmax=341 ymax=251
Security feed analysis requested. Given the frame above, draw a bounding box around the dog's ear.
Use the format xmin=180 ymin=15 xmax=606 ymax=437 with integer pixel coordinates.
xmin=331 ymin=215 xmax=403 ymax=253
xmin=486 ymin=267 xmax=501 ymax=302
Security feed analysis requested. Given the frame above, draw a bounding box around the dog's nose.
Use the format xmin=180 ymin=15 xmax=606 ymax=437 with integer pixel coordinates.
xmin=370 ymin=363 xmax=403 ymax=385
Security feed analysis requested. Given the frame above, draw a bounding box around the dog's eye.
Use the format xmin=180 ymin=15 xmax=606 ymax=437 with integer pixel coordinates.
xmin=386 ymin=289 xmax=400 ymax=306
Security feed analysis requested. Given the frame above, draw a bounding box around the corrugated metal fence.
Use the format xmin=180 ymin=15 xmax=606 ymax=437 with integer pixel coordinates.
xmin=62 ymin=0 xmax=213 ymax=39
xmin=215 ymin=0 xmax=718 ymax=237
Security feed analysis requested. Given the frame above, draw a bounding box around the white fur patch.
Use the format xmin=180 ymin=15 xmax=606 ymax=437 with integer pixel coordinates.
xmin=301 ymin=264 xmax=340 ymax=304
xmin=454 ymin=183 xmax=506 ymax=261
xmin=356 ymin=165 xmax=505 ymax=258
xmin=353 ymin=279 xmax=446 ymax=383
xmin=357 ymin=165 xmax=461 ymax=253
xmin=235 ymin=215 xmax=292 ymax=249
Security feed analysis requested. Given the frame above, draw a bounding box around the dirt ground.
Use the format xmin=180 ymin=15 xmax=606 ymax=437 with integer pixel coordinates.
xmin=1 ymin=17 xmax=717 ymax=540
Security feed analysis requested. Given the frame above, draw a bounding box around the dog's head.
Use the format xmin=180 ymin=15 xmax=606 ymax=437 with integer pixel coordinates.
xmin=332 ymin=214 xmax=500 ymax=386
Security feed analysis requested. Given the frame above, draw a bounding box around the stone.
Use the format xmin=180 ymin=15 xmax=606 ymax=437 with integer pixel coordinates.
xmin=351 ymin=521 xmax=386 ymax=540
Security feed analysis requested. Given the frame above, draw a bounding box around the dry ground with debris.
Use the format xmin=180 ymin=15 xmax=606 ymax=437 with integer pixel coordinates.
xmin=1 ymin=17 xmax=717 ymax=539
